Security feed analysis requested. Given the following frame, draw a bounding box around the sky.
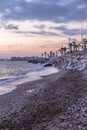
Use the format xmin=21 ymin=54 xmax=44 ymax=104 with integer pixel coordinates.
xmin=0 ymin=0 xmax=87 ymax=57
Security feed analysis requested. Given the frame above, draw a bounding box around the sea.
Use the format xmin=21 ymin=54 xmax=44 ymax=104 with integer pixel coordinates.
xmin=0 ymin=61 xmax=58 ymax=95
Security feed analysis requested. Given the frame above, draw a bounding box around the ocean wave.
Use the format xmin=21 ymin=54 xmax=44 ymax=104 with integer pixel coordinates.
xmin=0 ymin=67 xmax=58 ymax=85
xmin=0 ymin=66 xmax=59 ymax=95
xmin=26 ymin=67 xmax=59 ymax=77
xmin=0 ymin=75 xmax=27 ymax=85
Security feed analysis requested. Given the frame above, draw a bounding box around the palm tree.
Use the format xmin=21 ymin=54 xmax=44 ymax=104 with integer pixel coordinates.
xmin=59 ymin=47 xmax=64 ymax=55
xmin=55 ymin=51 xmax=58 ymax=57
xmin=49 ymin=51 xmax=53 ymax=58
xmin=72 ymin=41 xmax=76 ymax=52
xmin=41 ymin=53 xmax=43 ymax=58
xmin=44 ymin=51 xmax=47 ymax=59
xmin=63 ymin=47 xmax=67 ymax=54
xmin=53 ymin=52 xmax=55 ymax=57
xmin=69 ymin=43 xmax=73 ymax=53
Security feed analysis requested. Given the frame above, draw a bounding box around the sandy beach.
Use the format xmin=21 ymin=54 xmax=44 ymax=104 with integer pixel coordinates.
xmin=0 ymin=69 xmax=87 ymax=130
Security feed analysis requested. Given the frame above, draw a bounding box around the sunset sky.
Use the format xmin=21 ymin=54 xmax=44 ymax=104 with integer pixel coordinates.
xmin=0 ymin=0 xmax=87 ymax=57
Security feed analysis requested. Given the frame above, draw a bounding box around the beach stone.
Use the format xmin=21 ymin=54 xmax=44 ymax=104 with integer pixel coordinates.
xmin=46 ymin=52 xmax=87 ymax=71
xmin=0 ymin=69 xmax=87 ymax=129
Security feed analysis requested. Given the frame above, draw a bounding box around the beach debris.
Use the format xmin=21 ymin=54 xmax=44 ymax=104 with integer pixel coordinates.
xmin=26 ymin=89 xmax=34 ymax=93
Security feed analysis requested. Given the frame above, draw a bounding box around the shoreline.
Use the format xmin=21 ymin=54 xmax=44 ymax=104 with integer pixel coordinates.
xmin=0 ymin=70 xmax=87 ymax=129
xmin=0 ymin=66 xmax=59 ymax=96
xmin=0 ymin=70 xmax=64 ymax=118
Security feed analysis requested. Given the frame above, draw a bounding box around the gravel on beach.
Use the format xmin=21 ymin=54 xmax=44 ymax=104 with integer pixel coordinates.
xmin=0 ymin=70 xmax=87 ymax=130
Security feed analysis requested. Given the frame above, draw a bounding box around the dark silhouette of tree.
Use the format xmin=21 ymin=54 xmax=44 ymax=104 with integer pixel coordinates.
xmin=41 ymin=53 xmax=43 ymax=57
xmin=53 ymin=52 xmax=55 ymax=57
xmin=59 ymin=47 xmax=64 ymax=55
xmin=69 ymin=43 xmax=73 ymax=53
xmin=49 ymin=51 xmax=53 ymax=58
xmin=63 ymin=47 xmax=67 ymax=54
xmin=72 ymin=41 xmax=76 ymax=52
xmin=44 ymin=51 xmax=47 ymax=59
xmin=55 ymin=51 xmax=58 ymax=57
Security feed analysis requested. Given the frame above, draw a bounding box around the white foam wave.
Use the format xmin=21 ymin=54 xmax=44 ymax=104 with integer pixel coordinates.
xmin=26 ymin=67 xmax=59 ymax=76
xmin=0 ymin=67 xmax=59 ymax=95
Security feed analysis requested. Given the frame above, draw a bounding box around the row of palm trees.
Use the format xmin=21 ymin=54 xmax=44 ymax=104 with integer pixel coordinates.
xmin=69 ymin=38 xmax=87 ymax=52
xmin=41 ymin=44 xmax=80 ymax=59
xmin=41 ymin=50 xmax=59 ymax=59
xmin=58 ymin=47 xmax=67 ymax=55
xmin=41 ymin=39 xmax=87 ymax=59
xmin=41 ymin=47 xmax=67 ymax=59
xmin=69 ymin=41 xmax=81 ymax=53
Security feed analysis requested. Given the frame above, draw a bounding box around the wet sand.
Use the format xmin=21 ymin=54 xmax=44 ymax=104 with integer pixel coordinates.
xmin=0 ymin=70 xmax=87 ymax=130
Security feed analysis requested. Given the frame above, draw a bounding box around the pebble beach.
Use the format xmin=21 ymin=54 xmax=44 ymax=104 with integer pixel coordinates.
xmin=0 ymin=68 xmax=87 ymax=130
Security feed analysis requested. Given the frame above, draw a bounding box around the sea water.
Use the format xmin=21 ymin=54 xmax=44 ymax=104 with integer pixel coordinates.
xmin=0 ymin=61 xmax=58 ymax=95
